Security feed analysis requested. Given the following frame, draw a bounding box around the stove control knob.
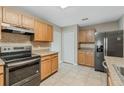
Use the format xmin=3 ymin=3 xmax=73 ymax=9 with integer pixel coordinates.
xmin=4 ymin=48 xmax=6 ymax=50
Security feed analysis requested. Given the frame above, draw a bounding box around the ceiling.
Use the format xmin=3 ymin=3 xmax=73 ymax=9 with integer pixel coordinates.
xmin=16 ymin=6 xmax=124 ymax=27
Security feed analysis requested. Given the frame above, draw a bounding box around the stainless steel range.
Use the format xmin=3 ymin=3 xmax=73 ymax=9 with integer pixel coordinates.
xmin=0 ymin=46 xmax=41 ymax=86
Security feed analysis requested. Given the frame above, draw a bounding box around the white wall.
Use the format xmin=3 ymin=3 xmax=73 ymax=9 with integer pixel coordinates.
xmin=62 ymin=25 xmax=78 ymax=65
xmin=118 ymin=16 xmax=124 ymax=57
xmin=50 ymin=25 xmax=62 ymax=63
xmin=80 ymin=21 xmax=119 ymax=32
xmin=118 ymin=16 xmax=124 ymax=30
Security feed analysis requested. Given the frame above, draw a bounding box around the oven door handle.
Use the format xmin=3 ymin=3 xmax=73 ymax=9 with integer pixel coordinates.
xmin=7 ymin=58 xmax=40 ymax=68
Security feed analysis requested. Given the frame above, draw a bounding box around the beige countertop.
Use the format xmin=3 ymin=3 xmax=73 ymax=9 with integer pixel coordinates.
xmin=32 ymin=49 xmax=58 ymax=57
xmin=0 ymin=59 xmax=5 ymax=66
xmin=105 ymin=56 xmax=124 ymax=86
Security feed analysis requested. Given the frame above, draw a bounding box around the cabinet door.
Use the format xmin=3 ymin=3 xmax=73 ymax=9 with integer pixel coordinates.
xmin=3 ymin=7 xmax=21 ymax=26
xmin=34 ymin=21 xmax=47 ymax=41
xmin=22 ymin=14 xmax=34 ymax=29
xmin=0 ymin=74 xmax=4 ymax=86
xmin=0 ymin=66 xmax=4 ymax=86
xmin=79 ymin=31 xmax=86 ymax=42
xmin=85 ymin=51 xmax=94 ymax=67
xmin=78 ymin=52 xmax=85 ymax=65
xmin=41 ymin=59 xmax=51 ymax=80
xmin=86 ymin=30 xmax=95 ymax=42
xmin=34 ymin=20 xmax=41 ymax=41
xmin=0 ymin=7 xmax=2 ymax=21
xmin=51 ymin=57 xmax=58 ymax=73
xmin=40 ymin=22 xmax=47 ymax=41
xmin=47 ymin=24 xmax=53 ymax=42
xmin=0 ymin=21 xmax=1 ymax=40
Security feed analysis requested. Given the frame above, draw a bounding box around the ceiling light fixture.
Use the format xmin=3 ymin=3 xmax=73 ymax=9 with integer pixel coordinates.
xmin=60 ymin=5 xmax=68 ymax=9
xmin=82 ymin=18 xmax=88 ymax=21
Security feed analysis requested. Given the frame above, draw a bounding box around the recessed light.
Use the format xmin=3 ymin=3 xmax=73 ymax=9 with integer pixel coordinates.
xmin=82 ymin=18 xmax=88 ymax=21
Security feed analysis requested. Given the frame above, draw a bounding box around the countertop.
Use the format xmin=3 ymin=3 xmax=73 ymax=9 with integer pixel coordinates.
xmin=105 ymin=56 xmax=124 ymax=86
xmin=78 ymin=48 xmax=94 ymax=53
xmin=0 ymin=59 xmax=5 ymax=66
xmin=32 ymin=49 xmax=58 ymax=57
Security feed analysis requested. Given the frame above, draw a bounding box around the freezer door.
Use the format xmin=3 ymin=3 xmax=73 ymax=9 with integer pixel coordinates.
xmin=106 ymin=31 xmax=123 ymax=57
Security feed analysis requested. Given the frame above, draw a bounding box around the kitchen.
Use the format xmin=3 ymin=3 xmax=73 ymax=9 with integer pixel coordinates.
xmin=0 ymin=6 xmax=124 ymax=86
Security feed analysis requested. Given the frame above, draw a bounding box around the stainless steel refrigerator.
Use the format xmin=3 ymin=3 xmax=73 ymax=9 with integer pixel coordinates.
xmin=95 ymin=30 xmax=123 ymax=72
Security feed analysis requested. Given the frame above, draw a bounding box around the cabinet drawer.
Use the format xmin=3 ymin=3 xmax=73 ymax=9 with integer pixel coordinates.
xmin=41 ymin=56 xmax=51 ymax=61
xmin=0 ymin=74 xmax=4 ymax=86
xmin=0 ymin=66 xmax=3 ymax=74
xmin=51 ymin=54 xmax=58 ymax=58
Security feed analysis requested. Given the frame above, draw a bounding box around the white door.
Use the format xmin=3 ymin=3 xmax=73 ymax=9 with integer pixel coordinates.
xmin=50 ymin=27 xmax=62 ymax=63
xmin=62 ymin=31 xmax=75 ymax=64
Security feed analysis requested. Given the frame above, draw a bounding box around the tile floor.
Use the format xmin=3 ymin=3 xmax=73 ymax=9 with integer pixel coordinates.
xmin=40 ymin=63 xmax=107 ymax=86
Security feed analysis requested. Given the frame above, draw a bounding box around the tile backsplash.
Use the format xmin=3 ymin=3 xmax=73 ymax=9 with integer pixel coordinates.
xmin=1 ymin=32 xmax=31 ymax=43
xmin=0 ymin=32 xmax=51 ymax=48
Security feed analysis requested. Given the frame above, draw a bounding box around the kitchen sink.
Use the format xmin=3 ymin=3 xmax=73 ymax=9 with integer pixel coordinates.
xmin=113 ymin=64 xmax=124 ymax=84
xmin=118 ymin=67 xmax=124 ymax=76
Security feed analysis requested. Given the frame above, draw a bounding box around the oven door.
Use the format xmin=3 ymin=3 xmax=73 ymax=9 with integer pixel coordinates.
xmin=5 ymin=57 xmax=41 ymax=86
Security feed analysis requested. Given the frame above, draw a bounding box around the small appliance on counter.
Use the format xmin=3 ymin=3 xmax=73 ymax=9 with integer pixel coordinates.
xmin=0 ymin=45 xmax=41 ymax=86
xmin=95 ymin=30 xmax=123 ymax=72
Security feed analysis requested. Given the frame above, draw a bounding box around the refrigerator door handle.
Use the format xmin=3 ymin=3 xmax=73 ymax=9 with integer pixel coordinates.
xmin=104 ymin=37 xmax=106 ymax=56
xmin=106 ymin=37 xmax=108 ymax=56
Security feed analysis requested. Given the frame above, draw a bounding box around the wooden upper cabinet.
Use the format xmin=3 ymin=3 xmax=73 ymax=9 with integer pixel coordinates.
xmin=22 ymin=14 xmax=34 ymax=29
xmin=40 ymin=22 xmax=47 ymax=41
xmin=79 ymin=30 xmax=95 ymax=43
xmin=34 ymin=19 xmax=53 ymax=42
xmin=0 ymin=7 xmax=2 ymax=21
xmin=79 ymin=31 xmax=86 ymax=42
xmin=34 ymin=20 xmax=47 ymax=41
xmin=86 ymin=30 xmax=95 ymax=42
xmin=47 ymin=24 xmax=53 ymax=42
xmin=3 ymin=7 xmax=21 ymax=26
xmin=34 ymin=20 xmax=40 ymax=41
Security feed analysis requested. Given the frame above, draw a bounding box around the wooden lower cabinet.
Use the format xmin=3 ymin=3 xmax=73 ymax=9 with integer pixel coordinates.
xmin=51 ymin=56 xmax=58 ymax=74
xmin=41 ymin=53 xmax=58 ymax=80
xmin=85 ymin=51 xmax=94 ymax=67
xmin=78 ymin=50 xmax=94 ymax=67
xmin=41 ymin=59 xmax=51 ymax=80
xmin=78 ymin=52 xmax=85 ymax=65
xmin=0 ymin=65 xmax=4 ymax=86
xmin=0 ymin=74 xmax=4 ymax=86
